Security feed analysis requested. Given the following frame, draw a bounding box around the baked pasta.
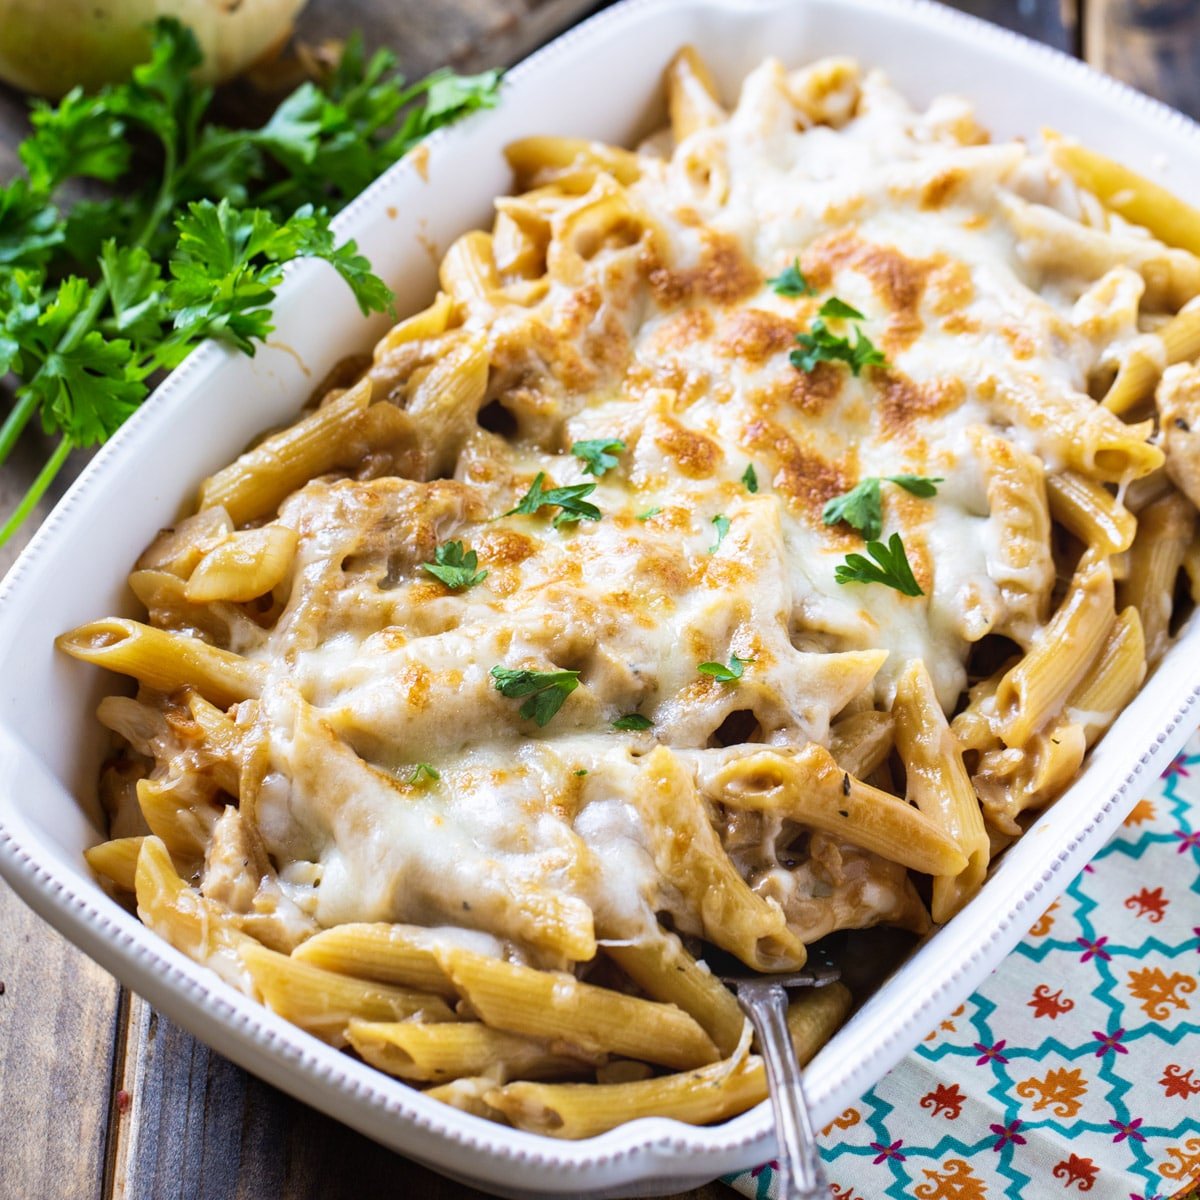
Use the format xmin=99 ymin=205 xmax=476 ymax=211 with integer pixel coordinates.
xmin=61 ymin=48 xmax=1200 ymax=1136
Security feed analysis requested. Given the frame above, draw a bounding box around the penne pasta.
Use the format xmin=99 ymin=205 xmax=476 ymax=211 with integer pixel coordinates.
xmin=893 ymin=660 xmax=990 ymax=923
xmin=435 ymin=947 xmax=720 ymax=1071
xmin=56 ymin=617 xmax=264 ymax=708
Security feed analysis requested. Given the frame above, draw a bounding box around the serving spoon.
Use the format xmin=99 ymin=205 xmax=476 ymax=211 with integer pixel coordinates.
xmin=717 ymin=963 xmax=840 ymax=1200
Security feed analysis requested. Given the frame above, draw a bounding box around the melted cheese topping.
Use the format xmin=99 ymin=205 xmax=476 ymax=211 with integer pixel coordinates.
xmin=184 ymin=58 xmax=1175 ymax=967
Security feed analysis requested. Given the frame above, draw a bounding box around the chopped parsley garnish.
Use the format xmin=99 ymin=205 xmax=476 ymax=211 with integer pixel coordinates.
xmin=834 ymin=532 xmax=923 ymax=597
xmin=767 ymin=258 xmax=816 ymax=297
xmin=574 ymin=768 xmax=589 ymax=776
xmin=636 ymin=506 xmax=662 ymax=521
xmin=709 ymin=514 xmax=731 ymax=553
xmin=504 ymin=472 xmax=600 ymax=528
xmin=790 ymin=295 xmax=887 ymax=376
xmin=490 ymin=665 xmax=581 ymax=726
xmin=421 ymin=540 xmax=487 ymax=590
xmin=571 ymin=437 xmax=626 ymax=477
xmin=698 ymin=655 xmax=751 ymax=683
xmin=406 ymin=762 xmax=440 ymax=784
xmin=822 ymin=475 xmax=943 ymax=541
xmin=612 ymin=713 xmax=652 ymax=731
xmin=817 ymin=296 xmax=865 ymax=321
xmin=742 ymin=464 xmax=759 ymax=493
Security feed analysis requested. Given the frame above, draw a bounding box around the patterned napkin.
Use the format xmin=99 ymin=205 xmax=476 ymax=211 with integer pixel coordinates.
xmin=726 ymin=735 xmax=1200 ymax=1200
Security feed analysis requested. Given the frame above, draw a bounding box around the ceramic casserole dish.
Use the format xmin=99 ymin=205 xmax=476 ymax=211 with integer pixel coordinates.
xmin=2 ymin=0 xmax=1199 ymax=1194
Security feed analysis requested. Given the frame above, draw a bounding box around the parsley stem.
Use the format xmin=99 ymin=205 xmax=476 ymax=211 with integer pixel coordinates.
xmin=0 ymin=389 xmax=42 ymax=469
xmin=0 ymin=437 xmax=72 ymax=547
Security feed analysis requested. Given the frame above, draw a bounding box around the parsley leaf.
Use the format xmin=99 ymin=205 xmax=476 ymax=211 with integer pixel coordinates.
xmin=636 ymin=506 xmax=662 ymax=521
xmin=571 ymin=437 xmax=626 ymax=477
xmin=818 ymin=296 xmax=865 ymax=320
xmin=0 ymin=18 xmax=499 ymax=547
xmin=407 ymin=762 xmax=440 ymax=784
xmin=741 ymin=463 xmax=758 ymax=493
xmin=834 ymin=532 xmax=924 ymax=596
xmin=790 ymin=294 xmax=887 ymax=377
xmin=698 ymin=655 xmax=751 ymax=683
xmin=823 ymin=478 xmax=883 ymax=540
xmin=504 ymin=472 xmax=601 ymax=528
xmin=709 ymin=514 xmax=731 ymax=553
xmin=490 ymin=665 xmax=581 ymax=727
xmin=767 ymin=259 xmax=816 ymax=297
xmin=888 ymin=474 xmax=944 ymax=499
xmin=574 ymin=768 xmax=589 ymax=776
xmin=822 ymin=475 xmax=943 ymax=540
xmin=613 ymin=713 xmax=652 ymax=731
xmin=421 ymin=540 xmax=487 ymax=590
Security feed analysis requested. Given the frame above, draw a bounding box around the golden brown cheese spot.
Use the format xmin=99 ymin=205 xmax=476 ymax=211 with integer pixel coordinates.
xmin=583 ymin=307 xmax=634 ymax=377
xmin=399 ymin=664 xmax=432 ymax=711
xmin=474 ymin=527 xmax=538 ymax=568
xmin=654 ymin=418 xmax=724 ymax=478
xmin=803 ymin=231 xmax=931 ymax=352
xmin=647 ymin=307 xmax=716 ymax=356
xmin=1000 ymin=323 xmax=1036 ymax=360
xmin=941 ymin=313 xmax=981 ymax=336
xmin=872 ymin=369 xmax=966 ymax=434
xmin=750 ymin=359 xmax=844 ymax=418
xmin=715 ymin=309 xmax=798 ymax=365
xmin=742 ymin=418 xmax=852 ymax=524
xmin=822 ymin=194 xmax=866 ymax=224
xmin=697 ymin=557 xmax=753 ymax=589
xmin=634 ymin=547 xmax=688 ymax=599
xmin=644 ymin=229 xmax=761 ymax=308
xmin=920 ymin=168 xmax=967 ymax=210
xmin=927 ymin=259 xmax=975 ymax=315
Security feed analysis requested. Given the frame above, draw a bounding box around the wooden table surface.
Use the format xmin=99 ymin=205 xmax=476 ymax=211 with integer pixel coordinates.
xmin=2 ymin=2 xmax=1198 ymax=1198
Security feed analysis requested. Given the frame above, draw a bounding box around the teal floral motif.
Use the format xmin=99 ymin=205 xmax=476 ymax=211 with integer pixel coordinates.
xmin=727 ymin=737 xmax=1200 ymax=1200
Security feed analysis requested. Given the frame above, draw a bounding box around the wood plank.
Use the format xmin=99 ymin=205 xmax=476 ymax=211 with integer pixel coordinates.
xmin=0 ymin=883 xmax=123 ymax=1200
xmin=935 ymin=0 xmax=1078 ymax=53
xmin=1084 ymin=0 xmax=1200 ymax=119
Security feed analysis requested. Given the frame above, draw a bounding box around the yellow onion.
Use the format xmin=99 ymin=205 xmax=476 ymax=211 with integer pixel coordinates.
xmin=0 ymin=0 xmax=307 ymax=97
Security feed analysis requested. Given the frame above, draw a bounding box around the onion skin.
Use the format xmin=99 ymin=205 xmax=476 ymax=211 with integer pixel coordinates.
xmin=0 ymin=0 xmax=307 ymax=97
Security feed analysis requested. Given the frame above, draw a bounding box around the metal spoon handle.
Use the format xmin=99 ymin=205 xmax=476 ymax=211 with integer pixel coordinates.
xmin=738 ymin=982 xmax=829 ymax=1200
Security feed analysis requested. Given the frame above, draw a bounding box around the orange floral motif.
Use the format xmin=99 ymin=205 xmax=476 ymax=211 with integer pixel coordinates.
xmin=1028 ymin=983 xmax=1075 ymax=1020
xmin=924 ymin=1004 xmax=966 ymax=1041
xmin=920 ymin=1082 xmax=966 ymax=1119
xmin=913 ymin=1157 xmax=988 ymax=1199
xmin=820 ymin=1107 xmax=861 ymax=1136
xmin=830 ymin=1186 xmax=866 ymax=1200
xmin=1124 ymin=886 xmax=1170 ymax=922
xmin=1015 ymin=1067 xmax=1089 ymax=1118
xmin=1127 ymin=966 xmax=1198 ymax=1020
xmin=1124 ymin=798 xmax=1156 ymax=826
xmin=1053 ymin=1154 xmax=1098 ymax=1191
xmin=1160 ymin=1064 xmax=1200 ymax=1100
xmin=1159 ymin=1135 xmax=1200 ymax=1182
xmin=1029 ymin=899 xmax=1059 ymax=937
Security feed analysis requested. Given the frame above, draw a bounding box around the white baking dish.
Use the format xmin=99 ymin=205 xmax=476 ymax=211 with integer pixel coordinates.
xmin=2 ymin=0 xmax=1199 ymax=1194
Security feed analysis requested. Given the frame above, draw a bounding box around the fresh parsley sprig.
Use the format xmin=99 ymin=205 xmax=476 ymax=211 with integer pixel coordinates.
xmin=767 ymin=259 xmax=816 ymax=297
xmin=504 ymin=472 xmax=601 ymax=528
xmin=822 ymin=475 xmax=943 ymax=541
xmin=741 ymin=464 xmax=758 ymax=493
xmin=490 ymin=666 xmax=581 ymax=726
xmin=791 ymin=297 xmax=887 ymax=377
xmin=421 ymin=540 xmax=487 ymax=590
xmin=698 ymin=655 xmax=751 ymax=683
xmin=571 ymin=437 xmax=625 ymax=477
xmin=0 ymin=20 xmax=502 ymax=547
xmin=834 ymin=532 xmax=924 ymax=596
